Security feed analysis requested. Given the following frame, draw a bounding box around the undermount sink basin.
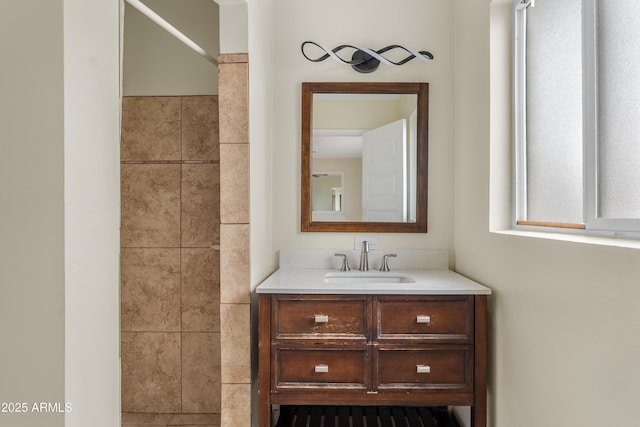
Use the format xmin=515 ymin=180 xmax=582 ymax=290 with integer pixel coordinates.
xmin=324 ymin=272 xmax=415 ymax=284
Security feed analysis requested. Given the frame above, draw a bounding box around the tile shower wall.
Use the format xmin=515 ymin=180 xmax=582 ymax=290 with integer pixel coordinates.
xmin=120 ymin=96 xmax=221 ymax=414
xmin=218 ymin=54 xmax=251 ymax=427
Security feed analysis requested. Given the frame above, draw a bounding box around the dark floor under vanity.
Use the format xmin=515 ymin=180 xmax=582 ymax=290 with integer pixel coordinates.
xmin=275 ymin=405 xmax=461 ymax=427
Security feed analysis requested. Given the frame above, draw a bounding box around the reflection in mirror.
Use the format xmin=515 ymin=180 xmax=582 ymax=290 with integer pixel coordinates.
xmin=301 ymin=82 xmax=428 ymax=233
xmin=311 ymin=172 xmax=345 ymax=221
xmin=312 ymin=94 xmax=417 ymax=223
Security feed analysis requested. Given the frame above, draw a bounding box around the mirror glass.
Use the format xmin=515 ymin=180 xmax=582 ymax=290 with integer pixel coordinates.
xmin=301 ymin=82 xmax=428 ymax=233
xmin=311 ymin=172 xmax=344 ymax=220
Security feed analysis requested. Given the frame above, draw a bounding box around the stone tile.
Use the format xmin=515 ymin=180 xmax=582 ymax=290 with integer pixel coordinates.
xmin=182 ymin=249 xmax=220 ymax=333
xmin=121 ymin=164 xmax=181 ymax=248
xmin=221 ymin=384 xmax=251 ymax=427
xmin=169 ymin=425 xmax=218 ymax=427
xmin=220 ymin=304 xmax=251 ymax=383
xmin=220 ymin=225 xmax=250 ymax=304
xmin=121 ymin=332 xmax=181 ymax=413
xmin=218 ymin=53 xmax=248 ymax=64
xmin=182 ymin=96 xmax=219 ymax=161
xmin=121 ymin=96 xmax=181 ymax=161
xmin=121 ymin=248 xmax=181 ymax=332
xmin=168 ymin=413 xmax=220 ymax=425
xmin=167 ymin=425 xmax=218 ymax=427
xmin=121 ymin=412 xmax=174 ymax=424
xmin=182 ymin=333 xmax=221 ymax=413
xmin=181 ymin=163 xmax=220 ymax=248
xmin=220 ymin=144 xmax=249 ymax=224
xmin=218 ymin=62 xmax=248 ymax=144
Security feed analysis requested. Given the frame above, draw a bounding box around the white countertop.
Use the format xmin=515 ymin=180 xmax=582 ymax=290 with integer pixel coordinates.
xmin=256 ymin=268 xmax=492 ymax=295
xmin=256 ymin=249 xmax=491 ymax=295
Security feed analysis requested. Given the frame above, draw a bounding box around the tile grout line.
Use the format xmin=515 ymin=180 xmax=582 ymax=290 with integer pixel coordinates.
xmin=120 ymin=246 xmax=220 ymax=249
xmin=179 ymin=96 xmax=184 ymax=415
xmin=121 ymin=97 xmax=222 ymax=416
xmin=121 ymin=160 xmax=219 ymax=164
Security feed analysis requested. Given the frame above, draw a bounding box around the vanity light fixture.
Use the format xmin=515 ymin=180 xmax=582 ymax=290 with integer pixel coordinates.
xmin=301 ymin=41 xmax=434 ymax=73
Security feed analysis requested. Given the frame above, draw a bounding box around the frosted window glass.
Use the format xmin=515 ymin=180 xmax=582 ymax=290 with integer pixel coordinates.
xmin=525 ymin=0 xmax=583 ymax=223
xmin=597 ymin=0 xmax=640 ymax=219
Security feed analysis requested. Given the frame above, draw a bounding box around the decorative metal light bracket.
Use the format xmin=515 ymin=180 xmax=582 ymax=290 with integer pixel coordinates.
xmin=301 ymin=41 xmax=434 ymax=73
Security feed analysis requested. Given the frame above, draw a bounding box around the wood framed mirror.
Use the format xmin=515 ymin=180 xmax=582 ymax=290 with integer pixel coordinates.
xmin=301 ymin=82 xmax=428 ymax=233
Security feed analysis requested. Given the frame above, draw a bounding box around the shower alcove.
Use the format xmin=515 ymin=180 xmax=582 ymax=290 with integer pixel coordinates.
xmin=119 ymin=1 xmax=251 ymax=426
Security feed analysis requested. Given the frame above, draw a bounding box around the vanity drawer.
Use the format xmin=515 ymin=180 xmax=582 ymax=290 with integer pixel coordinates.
xmin=376 ymin=296 xmax=473 ymax=343
xmin=377 ymin=346 xmax=472 ymax=391
xmin=274 ymin=347 xmax=368 ymax=390
xmin=273 ymin=295 xmax=368 ymax=340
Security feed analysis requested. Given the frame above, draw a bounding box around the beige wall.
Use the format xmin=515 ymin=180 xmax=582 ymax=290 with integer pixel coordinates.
xmin=247 ymin=0 xmax=275 ymax=288
xmin=218 ymin=1 xmax=249 ymax=54
xmin=123 ymin=0 xmax=219 ymax=96
xmin=1 ymin=1 xmax=121 ymax=426
xmin=64 ymin=0 xmax=122 ymax=425
xmin=0 ymin=2 xmax=65 ymax=426
xmin=271 ymin=0 xmax=454 ymax=252
xmin=313 ymin=98 xmax=410 ymax=130
xmin=454 ymin=1 xmax=640 ymax=426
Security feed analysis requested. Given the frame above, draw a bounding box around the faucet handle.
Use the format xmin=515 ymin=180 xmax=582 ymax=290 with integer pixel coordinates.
xmin=379 ymin=253 xmax=397 ymax=272
xmin=334 ymin=253 xmax=351 ymax=272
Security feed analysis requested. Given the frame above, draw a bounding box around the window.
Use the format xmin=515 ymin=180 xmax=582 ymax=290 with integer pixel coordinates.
xmin=513 ymin=0 xmax=640 ymax=237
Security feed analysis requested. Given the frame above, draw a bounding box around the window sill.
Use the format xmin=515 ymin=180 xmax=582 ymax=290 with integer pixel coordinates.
xmin=491 ymin=227 xmax=640 ymax=250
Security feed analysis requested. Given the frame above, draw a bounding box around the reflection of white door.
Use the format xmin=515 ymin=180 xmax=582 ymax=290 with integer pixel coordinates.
xmin=362 ymin=119 xmax=407 ymax=222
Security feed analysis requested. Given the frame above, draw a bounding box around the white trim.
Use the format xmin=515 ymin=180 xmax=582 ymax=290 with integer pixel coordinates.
xmin=515 ymin=0 xmax=535 ymax=11
xmin=495 ymin=227 xmax=640 ymax=249
xmin=213 ymin=0 xmax=246 ymax=5
xmin=512 ymin=0 xmax=640 ymax=238
xmin=583 ymin=0 xmax=598 ymax=228
xmin=512 ymin=0 xmax=528 ymax=225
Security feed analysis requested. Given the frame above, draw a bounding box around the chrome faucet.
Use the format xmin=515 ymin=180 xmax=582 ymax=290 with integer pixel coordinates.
xmin=379 ymin=253 xmax=397 ymax=272
xmin=334 ymin=253 xmax=351 ymax=271
xmin=359 ymin=241 xmax=370 ymax=271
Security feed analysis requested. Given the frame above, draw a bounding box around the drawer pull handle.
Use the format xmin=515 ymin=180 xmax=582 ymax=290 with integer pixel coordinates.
xmin=416 ymin=315 xmax=431 ymax=324
xmin=314 ymin=314 xmax=329 ymax=323
xmin=416 ymin=364 xmax=431 ymax=374
xmin=314 ymin=364 xmax=329 ymax=373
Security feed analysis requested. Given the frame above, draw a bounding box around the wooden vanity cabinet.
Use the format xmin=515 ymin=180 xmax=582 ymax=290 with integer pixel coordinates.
xmin=258 ymin=293 xmax=487 ymax=427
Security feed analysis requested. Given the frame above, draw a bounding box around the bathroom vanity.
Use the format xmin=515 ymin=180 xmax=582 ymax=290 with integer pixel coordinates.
xmin=257 ymin=250 xmax=491 ymax=427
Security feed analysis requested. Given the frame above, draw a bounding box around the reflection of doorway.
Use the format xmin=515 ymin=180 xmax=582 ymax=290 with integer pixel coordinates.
xmin=362 ymin=119 xmax=407 ymax=222
xmin=311 ymin=173 xmax=343 ymax=212
xmin=408 ymin=110 xmax=417 ymax=222
xmin=311 ymin=173 xmax=347 ymax=222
